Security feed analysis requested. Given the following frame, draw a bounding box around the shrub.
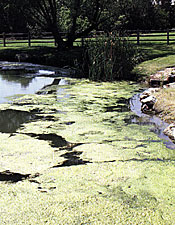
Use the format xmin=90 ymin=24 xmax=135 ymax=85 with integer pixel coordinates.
xmin=83 ymin=33 xmax=141 ymax=81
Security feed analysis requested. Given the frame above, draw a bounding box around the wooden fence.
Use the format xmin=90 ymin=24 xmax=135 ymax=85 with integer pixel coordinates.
xmin=1 ymin=30 xmax=175 ymax=47
xmin=127 ymin=29 xmax=175 ymax=45
xmin=0 ymin=32 xmax=57 ymax=47
xmin=0 ymin=32 xmax=90 ymax=47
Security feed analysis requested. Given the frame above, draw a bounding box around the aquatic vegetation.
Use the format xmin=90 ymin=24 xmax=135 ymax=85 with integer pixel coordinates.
xmin=0 ymin=78 xmax=174 ymax=224
xmin=83 ymin=34 xmax=141 ymax=81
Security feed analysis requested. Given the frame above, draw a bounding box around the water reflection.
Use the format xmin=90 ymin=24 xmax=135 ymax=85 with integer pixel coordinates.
xmin=0 ymin=74 xmax=33 ymax=88
xmin=0 ymin=62 xmax=56 ymax=103
xmin=0 ymin=75 xmax=54 ymax=103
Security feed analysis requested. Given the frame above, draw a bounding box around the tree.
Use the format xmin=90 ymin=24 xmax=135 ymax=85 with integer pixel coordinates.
xmin=24 ymin=0 xmax=116 ymax=49
xmin=117 ymin=0 xmax=157 ymax=30
xmin=0 ymin=0 xmax=27 ymax=33
xmin=152 ymin=0 xmax=174 ymax=28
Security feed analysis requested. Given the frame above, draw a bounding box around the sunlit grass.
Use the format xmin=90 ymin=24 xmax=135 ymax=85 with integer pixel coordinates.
xmin=0 ymin=38 xmax=83 ymax=48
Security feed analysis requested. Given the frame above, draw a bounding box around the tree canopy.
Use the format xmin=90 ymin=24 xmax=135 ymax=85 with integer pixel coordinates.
xmin=23 ymin=0 xmax=117 ymax=49
xmin=1 ymin=0 xmax=175 ymax=48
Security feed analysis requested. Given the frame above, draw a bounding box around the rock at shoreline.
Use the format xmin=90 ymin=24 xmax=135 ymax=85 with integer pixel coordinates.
xmin=140 ymin=85 xmax=175 ymax=142
xmin=141 ymin=95 xmax=157 ymax=112
xmin=140 ymin=88 xmax=159 ymax=112
xmin=149 ymin=68 xmax=175 ymax=87
xmin=164 ymin=123 xmax=175 ymax=141
xmin=163 ymin=82 xmax=175 ymax=89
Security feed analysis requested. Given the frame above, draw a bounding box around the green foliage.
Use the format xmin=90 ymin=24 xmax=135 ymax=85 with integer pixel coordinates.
xmin=84 ymin=34 xmax=141 ymax=81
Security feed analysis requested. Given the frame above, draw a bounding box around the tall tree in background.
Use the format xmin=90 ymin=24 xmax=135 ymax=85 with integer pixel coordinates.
xmin=24 ymin=0 xmax=115 ymax=49
xmin=160 ymin=0 xmax=174 ymax=27
xmin=117 ymin=0 xmax=157 ymax=30
xmin=0 ymin=0 xmax=27 ymax=33
xmin=152 ymin=0 xmax=175 ymax=28
xmin=1 ymin=0 xmax=175 ymax=44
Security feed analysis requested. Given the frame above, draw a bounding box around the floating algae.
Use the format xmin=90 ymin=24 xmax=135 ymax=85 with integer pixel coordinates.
xmin=0 ymin=75 xmax=174 ymax=224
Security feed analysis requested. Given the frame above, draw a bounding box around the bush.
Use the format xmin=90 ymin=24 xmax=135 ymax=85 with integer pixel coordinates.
xmin=83 ymin=33 xmax=141 ymax=81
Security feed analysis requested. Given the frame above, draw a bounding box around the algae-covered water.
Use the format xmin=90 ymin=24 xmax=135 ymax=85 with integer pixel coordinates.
xmin=0 ymin=65 xmax=175 ymax=224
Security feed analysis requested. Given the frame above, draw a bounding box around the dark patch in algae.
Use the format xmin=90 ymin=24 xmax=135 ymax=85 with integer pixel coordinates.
xmin=0 ymin=170 xmax=30 ymax=183
xmin=119 ymin=157 xmax=174 ymax=162
xmin=26 ymin=133 xmax=68 ymax=148
xmin=61 ymin=121 xmax=75 ymax=125
xmin=34 ymin=114 xmax=56 ymax=121
xmin=116 ymin=97 xmax=130 ymax=104
xmin=0 ymin=109 xmax=34 ymax=133
xmin=104 ymin=97 xmax=130 ymax=112
xmin=53 ymin=151 xmax=91 ymax=167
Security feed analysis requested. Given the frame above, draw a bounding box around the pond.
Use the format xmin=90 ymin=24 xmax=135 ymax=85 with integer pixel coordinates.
xmin=0 ymin=62 xmax=175 ymax=224
xmin=0 ymin=61 xmax=70 ymax=103
xmin=0 ymin=61 xmax=174 ymax=149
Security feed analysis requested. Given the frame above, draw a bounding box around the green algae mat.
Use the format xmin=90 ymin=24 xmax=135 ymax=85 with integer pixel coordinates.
xmin=0 ymin=79 xmax=175 ymax=224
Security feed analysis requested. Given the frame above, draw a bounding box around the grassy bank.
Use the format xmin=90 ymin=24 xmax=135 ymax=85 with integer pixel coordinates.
xmin=133 ymin=43 xmax=175 ymax=79
xmin=132 ymin=43 xmax=175 ymax=124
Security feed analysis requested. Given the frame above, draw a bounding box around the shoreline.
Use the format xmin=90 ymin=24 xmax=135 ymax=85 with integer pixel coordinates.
xmin=140 ymin=83 xmax=175 ymax=142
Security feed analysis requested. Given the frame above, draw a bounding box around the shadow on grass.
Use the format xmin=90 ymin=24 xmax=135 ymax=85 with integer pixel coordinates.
xmin=139 ymin=43 xmax=175 ymax=61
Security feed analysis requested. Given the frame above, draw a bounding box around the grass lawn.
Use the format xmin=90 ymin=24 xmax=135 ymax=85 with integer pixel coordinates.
xmin=133 ymin=42 xmax=175 ymax=79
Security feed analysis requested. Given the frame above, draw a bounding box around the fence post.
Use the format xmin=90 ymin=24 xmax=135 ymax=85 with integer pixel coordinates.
xmin=54 ymin=38 xmax=57 ymax=46
xmin=137 ymin=30 xmax=140 ymax=45
xmin=28 ymin=32 xmax=31 ymax=47
xmin=167 ymin=29 xmax=169 ymax=45
xmin=81 ymin=37 xmax=84 ymax=47
xmin=3 ymin=32 xmax=6 ymax=47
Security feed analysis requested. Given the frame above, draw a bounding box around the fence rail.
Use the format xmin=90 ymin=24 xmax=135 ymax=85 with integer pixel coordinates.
xmin=126 ymin=29 xmax=175 ymax=45
xmin=1 ymin=30 xmax=175 ymax=47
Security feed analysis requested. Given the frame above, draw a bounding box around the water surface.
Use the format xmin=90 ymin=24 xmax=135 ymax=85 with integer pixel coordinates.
xmin=0 ymin=62 xmax=57 ymax=103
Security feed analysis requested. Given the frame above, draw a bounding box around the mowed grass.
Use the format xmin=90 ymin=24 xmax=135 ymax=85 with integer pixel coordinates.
xmin=133 ymin=42 xmax=175 ymax=79
xmin=0 ymin=38 xmax=83 ymax=48
xmin=128 ymin=31 xmax=175 ymax=44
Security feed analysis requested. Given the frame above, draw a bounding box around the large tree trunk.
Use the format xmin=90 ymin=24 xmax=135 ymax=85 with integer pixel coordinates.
xmin=66 ymin=34 xmax=76 ymax=48
xmin=66 ymin=0 xmax=80 ymax=48
xmin=51 ymin=25 xmax=66 ymax=50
